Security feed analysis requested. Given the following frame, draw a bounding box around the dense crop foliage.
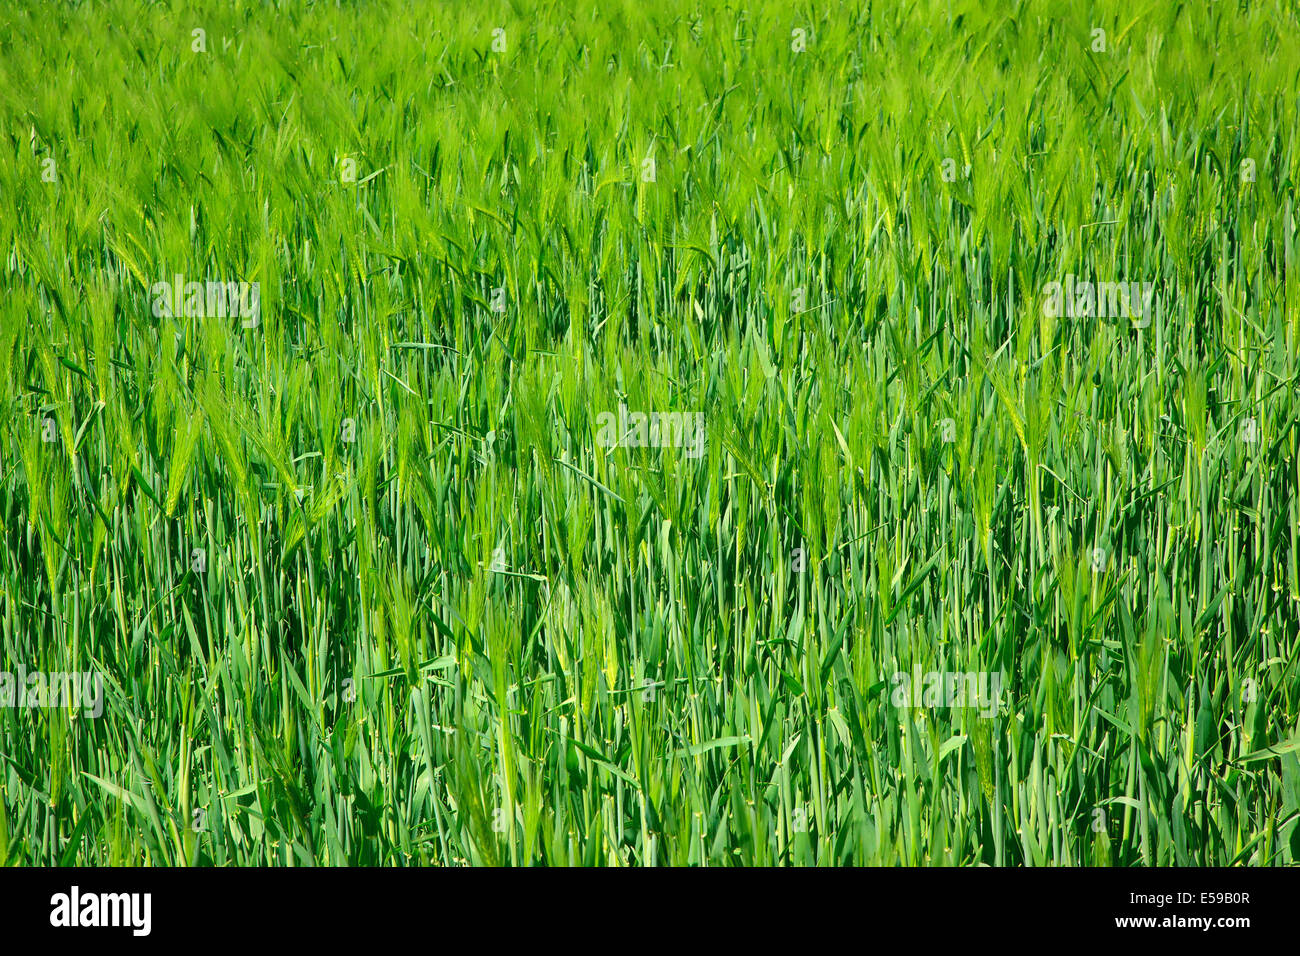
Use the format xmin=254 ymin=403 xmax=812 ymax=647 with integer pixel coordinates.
xmin=1 ymin=0 xmax=1298 ymax=865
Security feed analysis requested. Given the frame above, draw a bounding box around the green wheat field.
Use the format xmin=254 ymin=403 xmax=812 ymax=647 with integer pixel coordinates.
xmin=1 ymin=0 xmax=1298 ymax=866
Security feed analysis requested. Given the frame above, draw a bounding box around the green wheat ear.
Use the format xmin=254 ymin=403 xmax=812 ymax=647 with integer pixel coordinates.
xmin=1092 ymin=821 xmax=1112 ymax=867
xmin=164 ymin=406 xmax=205 ymax=516
xmin=967 ymin=710 xmax=996 ymax=808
